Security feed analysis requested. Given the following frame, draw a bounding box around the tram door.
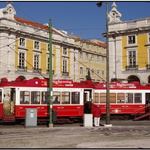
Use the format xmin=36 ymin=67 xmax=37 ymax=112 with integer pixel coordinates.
xmin=84 ymin=90 xmax=92 ymax=113
xmin=3 ymin=88 xmax=15 ymax=115
xmin=146 ymin=93 xmax=150 ymax=105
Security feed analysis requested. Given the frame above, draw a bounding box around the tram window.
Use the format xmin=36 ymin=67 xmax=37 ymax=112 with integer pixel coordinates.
xmin=62 ymin=92 xmax=70 ymax=104
xmin=117 ymin=93 xmax=125 ymax=103
xmin=134 ymin=93 xmax=142 ymax=103
xmin=126 ymin=93 xmax=133 ymax=103
xmin=20 ymin=91 xmax=30 ymax=104
xmin=0 ymin=89 xmax=2 ymax=103
xmin=53 ymin=92 xmax=60 ymax=104
xmin=93 ymin=93 xmax=99 ymax=103
xmin=100 ymin=93 xmax=106 ymax=103
xmin=110 ymin=93 xmax=116 ymax=103
xmin=71 ymin=92 xmax=80 ymax=104
xmin=31 ymin=91 xmax=40 ymax=104
xmin=42 ymin=91 xmax=49 ymax=104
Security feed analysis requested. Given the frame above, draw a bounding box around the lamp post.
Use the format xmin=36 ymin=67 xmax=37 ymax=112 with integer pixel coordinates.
xmin=97 ymin=2 xmax=112 ymax=126
xmin=49 ymin=19 xmax=53 ymax=127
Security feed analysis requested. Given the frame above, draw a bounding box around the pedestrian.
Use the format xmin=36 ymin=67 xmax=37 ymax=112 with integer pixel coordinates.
xmin=92 ymin=105 xmax=102 ymax=127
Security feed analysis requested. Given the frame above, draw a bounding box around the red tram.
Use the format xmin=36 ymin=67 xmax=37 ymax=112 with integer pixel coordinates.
xmin=0 ymin=78 xmax=93 ymax=123
xmin=0 ymin=78 xmax=149 ymax=123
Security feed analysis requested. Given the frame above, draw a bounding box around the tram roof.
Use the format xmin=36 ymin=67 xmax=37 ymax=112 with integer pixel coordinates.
xmin=0 ymin=78 xmax=93 ymax=89
xmin=93 ymin=81 xmax=150 ymax=90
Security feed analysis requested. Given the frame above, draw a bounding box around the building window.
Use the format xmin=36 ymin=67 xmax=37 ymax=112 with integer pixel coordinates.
xmin=19 ymin=38 xmax=25 ymax=46
xmin=34 ymin=54 xmax=39 ymax=69
xmin=62 ymin=59 xmax=68 ymax=75
xmin=80 ymin=52 xmax=83 ymax=59
xmin=128 ymin=35 xmax=136 ymax=44
xmin=63 ymin=47 xmax=67 ymax=55
xmin=97 ymin=69 xmax=100 ymax=76
xmin=86 ymin=68 xmax=90 ymax=75
xmin=18 ymin=52 xmax=26 ymax=70
xmin=86 ymin=53 xmax=89 ymax=60
xmin=34 ymin=41 xmax=39 ymax=49
xmin=80 ymin=67 xmax=83 ymax=75
xmin=128 ymin=51 xmax=136 ymax=67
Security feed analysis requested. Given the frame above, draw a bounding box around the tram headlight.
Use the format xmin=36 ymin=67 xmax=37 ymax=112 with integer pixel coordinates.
xmin=115 ymin=109 xmax=119 ymax=113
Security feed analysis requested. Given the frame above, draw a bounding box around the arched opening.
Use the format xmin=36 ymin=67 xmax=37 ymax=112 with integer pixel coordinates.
xmin=33 ymin=77 xmax=39 ymax=79
xmin=148 ymin=75 xmax=150 ymax=83
xmin=127 ymin=75 xmax=140 ymax=83
xmin=17 ymin=76 xmax=26 ymax=81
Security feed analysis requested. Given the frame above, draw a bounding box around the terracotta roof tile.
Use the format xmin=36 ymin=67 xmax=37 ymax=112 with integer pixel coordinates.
xmin=14 ymin=16 xmax=58 ymax=34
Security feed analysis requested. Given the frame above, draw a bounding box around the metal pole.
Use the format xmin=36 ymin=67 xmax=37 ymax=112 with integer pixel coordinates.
xmin=105 ymin=2 xmax=111 ymax=126
xmin=49 ymin=19 xmax=53 ymax=127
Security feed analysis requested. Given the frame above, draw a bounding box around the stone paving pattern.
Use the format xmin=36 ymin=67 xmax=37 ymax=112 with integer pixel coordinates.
xmin=0 ymin=121 xmax=150 ymax=148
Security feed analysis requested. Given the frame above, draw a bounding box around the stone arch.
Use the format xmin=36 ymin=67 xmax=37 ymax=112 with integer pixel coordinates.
xmin=17 ymin=75 xmax=26 ymax=81
xmin=127 ymin=75 xmax=140 ymax=83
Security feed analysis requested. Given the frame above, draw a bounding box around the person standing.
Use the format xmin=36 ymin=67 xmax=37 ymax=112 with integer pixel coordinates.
xmin=92 ymin=105 xmax=102 ymax=127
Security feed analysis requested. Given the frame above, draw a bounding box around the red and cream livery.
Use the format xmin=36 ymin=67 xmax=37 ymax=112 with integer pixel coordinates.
xmin=0 ymin=78 xmax=149 ymax=123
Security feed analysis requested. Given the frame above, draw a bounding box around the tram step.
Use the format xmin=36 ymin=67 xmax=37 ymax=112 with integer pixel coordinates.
xmin=3 ymin=116 xmax=15 ymax=122
xmin=134 ymin=113 xmax=150 ymax=121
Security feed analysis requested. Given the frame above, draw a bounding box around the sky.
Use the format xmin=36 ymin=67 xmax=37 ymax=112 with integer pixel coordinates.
xmin=0 ymin=1 xmax=150 ymax=42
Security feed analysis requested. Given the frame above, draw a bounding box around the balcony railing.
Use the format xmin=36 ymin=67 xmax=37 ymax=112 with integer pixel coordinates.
xmin=125 ymin=65 xmax=138 ymax=71
xmin=146 ymin=64 xmax=150 ymax=70
xmin=17 ymin=66 xmax=27 ymax=71
xmin=46 ymin=69 xmax=54 ymax=74
xmin=33 ymin=68 xmax=41 ymax=73
xmin=62 ymin=71 xmax=69 ymax=76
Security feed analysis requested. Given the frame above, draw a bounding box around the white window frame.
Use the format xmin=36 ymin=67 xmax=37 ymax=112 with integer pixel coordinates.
xmin=19 ymin=38 xmax=25 ymax=47
xmin=80 ymin=67 xmax=83 ymax=75
xmin=18 ymin=51 xmax=26 ymax=68
xmin=128 ymin=35 xmax=136 ymax=44
xmin=34 ymin=41 xmax=40 ymax=49
xmin=63 ymin=47 xmax=67 ymax=55
xmin=127 ymin=50 xmax=137 ymax=67
xmin=34 ymin=54 xmax=40 ymax=69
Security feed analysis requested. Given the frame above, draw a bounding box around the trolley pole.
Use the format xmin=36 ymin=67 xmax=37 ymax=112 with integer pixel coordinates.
xmin=49 ymin=19 xmax=53 ymax=127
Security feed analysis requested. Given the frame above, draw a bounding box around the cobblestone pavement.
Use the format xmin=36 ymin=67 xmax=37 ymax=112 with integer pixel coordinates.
xmin=0 ymin=121 xmax=150 ymax=148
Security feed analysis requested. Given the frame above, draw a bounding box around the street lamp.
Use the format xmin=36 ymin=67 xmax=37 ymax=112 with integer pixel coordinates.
xmin=97 ymin=2 xmax=112 ymax=126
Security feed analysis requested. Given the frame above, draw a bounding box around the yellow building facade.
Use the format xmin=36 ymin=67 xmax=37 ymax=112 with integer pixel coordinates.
xmin=70 ymin=36 xmax=106 ymax=82
xmin=108 ymin=2 xmax=150 ymax=84
xmin=0 ymin=3 xmax=106 ymax=82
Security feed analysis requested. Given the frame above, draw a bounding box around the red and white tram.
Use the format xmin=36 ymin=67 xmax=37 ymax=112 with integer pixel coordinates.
xmin=0 ymin=78 xmax=149 ymax=123
xmin=0 ymin=78 xmax=93 ymax=123
xmin=92 ymin=81 xmax=150 ymax=119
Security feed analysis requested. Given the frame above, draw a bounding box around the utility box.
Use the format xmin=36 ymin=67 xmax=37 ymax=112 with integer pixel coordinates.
xmin=25 ymin=108 xmax=37 ymax=127
xmin=84 ymin=114 xmax=93 ymax=127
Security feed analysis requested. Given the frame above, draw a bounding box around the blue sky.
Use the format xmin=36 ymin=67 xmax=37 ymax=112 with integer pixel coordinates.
xmin=0 ymin=1 xmax=150 ymax=42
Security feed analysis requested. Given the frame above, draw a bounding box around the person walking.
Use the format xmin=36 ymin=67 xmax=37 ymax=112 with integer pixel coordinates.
xmin=92 ymin=105 xmax=102 ymax=127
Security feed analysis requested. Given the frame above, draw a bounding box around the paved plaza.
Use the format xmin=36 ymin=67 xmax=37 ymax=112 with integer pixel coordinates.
xmin=0 ymin=120 xmax=150 ymax=148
